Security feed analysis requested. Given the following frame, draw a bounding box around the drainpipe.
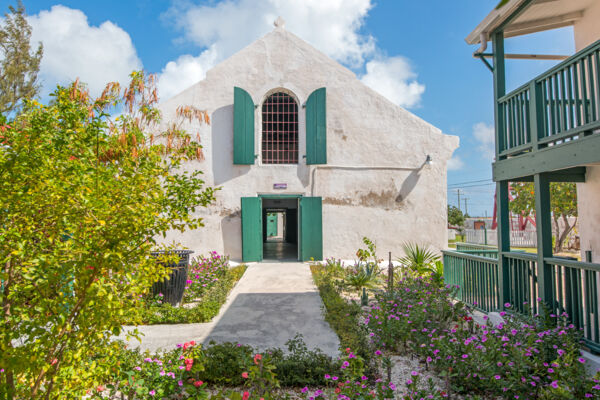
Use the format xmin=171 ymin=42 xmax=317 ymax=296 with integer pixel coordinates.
xmin=475 ymin=32 xmax=488 ymax=56
xmin=474 ymin=32 xmax=494 ymax=73
xmin=309 ymin=162 xmax=429 ymax=197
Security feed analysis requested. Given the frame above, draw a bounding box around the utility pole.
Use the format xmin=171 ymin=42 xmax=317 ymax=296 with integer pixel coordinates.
xmin=464 ymin=198 xmax=469 ymax=216
xmin=457 ymin=189 xmax=461 ymax=211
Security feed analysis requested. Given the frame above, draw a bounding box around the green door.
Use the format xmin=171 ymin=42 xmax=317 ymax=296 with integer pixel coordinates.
xmin=242 ymin=197 xmax=263 ymax=262
xmin=300 ymin=197 xmax=323 ymax=261
xmin=266 ymin=213 xmax=278 ymax=237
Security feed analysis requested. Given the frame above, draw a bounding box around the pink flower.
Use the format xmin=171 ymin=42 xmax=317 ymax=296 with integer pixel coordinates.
xmin=242 ymin=392 xmax=250 ymax=400
xmin=242 ymin=372 xmax=249 ymax=379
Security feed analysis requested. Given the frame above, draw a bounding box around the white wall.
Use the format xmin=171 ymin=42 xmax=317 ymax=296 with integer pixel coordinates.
xmin=574 ymin=2 xmax=600 ymax=262
xmin=157 ymin=26 xmax=458 ymax=261
xmin=574 ymin=0 xmax=600 ymax=50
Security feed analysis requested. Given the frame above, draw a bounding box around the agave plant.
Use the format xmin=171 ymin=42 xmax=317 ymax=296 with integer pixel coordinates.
xmin=397 ymin=242 xmax=440 ymax=276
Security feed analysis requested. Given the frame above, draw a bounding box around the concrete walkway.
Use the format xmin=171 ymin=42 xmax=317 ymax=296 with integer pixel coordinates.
xmin=119 ymin=262 xmax=340 ymax=356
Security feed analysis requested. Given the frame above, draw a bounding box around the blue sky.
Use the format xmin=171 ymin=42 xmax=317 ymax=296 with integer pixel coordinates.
xmin=20 ymin=0 xmax=575 ymax=217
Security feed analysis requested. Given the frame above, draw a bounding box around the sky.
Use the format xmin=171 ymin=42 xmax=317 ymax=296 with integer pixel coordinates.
xmin=17 ymin=0 xmax=575 ymax=217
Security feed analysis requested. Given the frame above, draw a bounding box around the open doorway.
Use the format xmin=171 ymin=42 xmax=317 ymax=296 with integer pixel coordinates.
xmin=241 ymin=196 xmax=322 ymax=262
xmin=262 ymin=197 xmax=298 ymax=261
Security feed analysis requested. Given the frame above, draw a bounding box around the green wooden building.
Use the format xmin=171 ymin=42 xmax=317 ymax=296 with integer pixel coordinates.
xmin=444 ymin=0 xmax=600 ymax=353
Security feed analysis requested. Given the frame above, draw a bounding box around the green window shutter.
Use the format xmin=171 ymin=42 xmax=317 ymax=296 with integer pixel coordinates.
xmin=241 ymin=197 xmax=263 ymax=262
xmin=305 ymin=88 xmax=327 ymax=164
xmin=234 ymin=87 xmax=255 ymax=164
xmin=300 ymin=197 xmax=323 ymax=261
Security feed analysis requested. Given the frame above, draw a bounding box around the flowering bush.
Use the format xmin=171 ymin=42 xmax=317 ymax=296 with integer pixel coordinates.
xmin=301 ymin=348 xmax=395 ymax=400
xmin=126 ymin=261 xmax=246 ymax=325
xmin=90 ymin=341 xmax=207 ymax=399
xmin=184 ymin=252 xmax=231 ymax=302
xmin=365 ymin=273 xmax=600 ymax=399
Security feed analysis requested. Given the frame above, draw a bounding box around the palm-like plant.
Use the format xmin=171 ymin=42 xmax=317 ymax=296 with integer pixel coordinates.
xmin=397 ymin=242 xmax=440 ymax=275
xmin=344 ymin=262 xmax=380 ymax=294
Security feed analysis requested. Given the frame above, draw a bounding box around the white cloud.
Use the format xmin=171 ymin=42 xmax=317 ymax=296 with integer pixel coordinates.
xmin=447 ymin=155 xmax=464 ymax=171
xmin=473 ymin=122 xmax=495 ymax=159
xmin=28 ymin=5 xmax=142 ymax=96
xmin=359 ymin=57 xmax=425 ymax=108
xmin=161 ymin=0 xmax=425 ymax=106
xmin=157 ymin=45 xmax=218 ymax=101
xmin=165 ymin=0 xmax=375 ymax=68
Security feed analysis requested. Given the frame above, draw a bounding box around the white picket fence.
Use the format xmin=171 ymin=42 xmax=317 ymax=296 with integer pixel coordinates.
xmin=465 ymin=229 xmax=537 ymax=247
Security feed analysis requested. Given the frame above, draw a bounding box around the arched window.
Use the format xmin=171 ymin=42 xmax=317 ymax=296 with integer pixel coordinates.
xmin=262 ymin=92 xmax=298 ymax=164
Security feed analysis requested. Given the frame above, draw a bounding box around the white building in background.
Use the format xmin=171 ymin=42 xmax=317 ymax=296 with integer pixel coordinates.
xmin=158 ymin=19 xmax=458 ymax=262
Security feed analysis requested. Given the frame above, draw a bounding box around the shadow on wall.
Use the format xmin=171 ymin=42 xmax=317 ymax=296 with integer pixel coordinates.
xmin=221 ymin=211 xmax=242 ymax=262
xmin=212 ymin=105 xmax=251 ymax=185
xmin=296 ymin=164 xmax=310 ymax=188
xmin=396 ymin=169 xmax=421 ymax=204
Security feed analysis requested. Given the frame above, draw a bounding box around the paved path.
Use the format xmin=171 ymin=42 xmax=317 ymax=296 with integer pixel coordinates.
xmin=119 ymin=262 xmax=340 ymax=356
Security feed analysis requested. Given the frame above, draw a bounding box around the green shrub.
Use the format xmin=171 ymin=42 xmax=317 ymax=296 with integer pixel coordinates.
xmin=269 ymin=334 xmax=338 ymax=387
xmin=202 ymin=341 xmax=254 ymax=385
xmin=310 ymin=265 xmax=375 ymax=375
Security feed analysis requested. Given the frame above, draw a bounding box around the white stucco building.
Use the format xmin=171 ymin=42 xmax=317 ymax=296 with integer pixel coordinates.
xmin=158 ymin=20 xmax=458 ymax=262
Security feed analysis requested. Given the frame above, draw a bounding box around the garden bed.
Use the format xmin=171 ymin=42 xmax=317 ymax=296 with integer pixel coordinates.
xmin=123 ymin=253 xmax=247 ymax=325
xmin=309 ymin=250 xmax=600 ymax=399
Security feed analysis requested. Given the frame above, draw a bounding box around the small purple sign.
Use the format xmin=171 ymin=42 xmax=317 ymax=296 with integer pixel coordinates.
xmin=273 ymin=183 xmax=287 ymax=190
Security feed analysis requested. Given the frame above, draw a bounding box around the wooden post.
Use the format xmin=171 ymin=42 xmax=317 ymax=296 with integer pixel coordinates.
xmin=493 ymin=31 xmax=506 ymax=159
xmin=492 ymin=31 xmax=512 ymax=310
xmin=388 ymin=251 xmax=393 ymax=294
xmin=497 ymin=181 xmax=511 ymax=308
xmin=534 ymin=173 xmax=554 ymax=309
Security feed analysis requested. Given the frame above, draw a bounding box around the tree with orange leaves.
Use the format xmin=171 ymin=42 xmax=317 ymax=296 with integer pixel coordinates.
xmin=0 ymin=71 xmax=215 ymax=399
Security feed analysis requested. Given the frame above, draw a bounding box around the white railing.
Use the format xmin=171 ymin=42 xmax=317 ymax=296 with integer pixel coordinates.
xmin=465 ymin=229 xmax=537 ymax=248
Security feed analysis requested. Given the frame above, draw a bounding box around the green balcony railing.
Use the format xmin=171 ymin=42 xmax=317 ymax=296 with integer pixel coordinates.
xmin=443 ymin=250 xmax=500 ymax=312
xmin=443 ymin=250 xmax=600 ymax=353
xmin=498 ymin=39 xmax=600 ymax=157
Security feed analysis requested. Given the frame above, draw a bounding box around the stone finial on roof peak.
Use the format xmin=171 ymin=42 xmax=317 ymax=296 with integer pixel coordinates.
xmin=274 ymin=16 xmax=285 ymax=29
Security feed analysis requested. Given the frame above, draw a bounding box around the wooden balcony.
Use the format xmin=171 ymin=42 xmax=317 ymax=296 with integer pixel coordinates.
xmin=493 ymin=39 xmax=600 ymax=181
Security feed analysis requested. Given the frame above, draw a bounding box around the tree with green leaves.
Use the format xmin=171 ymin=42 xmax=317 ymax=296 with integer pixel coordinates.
xmin=0 ymin=71 xmax=215 ymax=399
xmin=0 ymin=0 xmax=43 ymax=117
xmin=509 ymin=182 xmax=577 ymax=253
xmin=447 ymin=205 xmax=465 ymax=228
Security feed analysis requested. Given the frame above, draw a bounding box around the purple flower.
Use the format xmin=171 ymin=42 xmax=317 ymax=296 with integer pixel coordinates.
xmin=495 ymin=375 xmax=501 ymax=380
xmin=149 ymin=390 xmax=156 ymax=396
xmin=578 ymin=357 xmax=586 ymax=363
xmin=551 ymin=381 xmax=559 ymax=389
xmin=462 ymin=354 xmax=469 ymax=359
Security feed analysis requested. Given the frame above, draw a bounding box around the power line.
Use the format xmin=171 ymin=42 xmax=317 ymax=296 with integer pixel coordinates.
xmin=448 ymin=182 xmax=496 ymax=189
xmin=448 ymin=178 xmax=493 ymax=187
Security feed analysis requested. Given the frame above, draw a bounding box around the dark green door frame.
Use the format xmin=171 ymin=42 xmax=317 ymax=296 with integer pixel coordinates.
xmin=242 ymin=195 xmax=323 ymax=262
